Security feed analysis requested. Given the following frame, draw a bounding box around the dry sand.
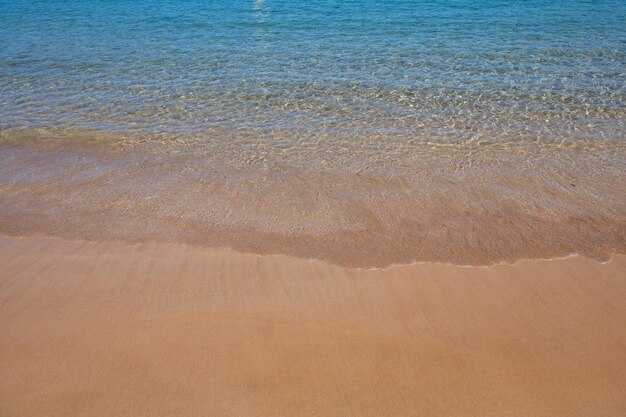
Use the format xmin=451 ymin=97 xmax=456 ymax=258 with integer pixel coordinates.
xmin=1 ymin=235 xmax=625 ymax=416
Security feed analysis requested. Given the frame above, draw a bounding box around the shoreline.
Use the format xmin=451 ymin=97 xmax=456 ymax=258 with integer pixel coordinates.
xmin=2 ymin=133 xmax=625 ymax=268
xmin=2 ymin=235 xmax=626 ymax=416
xmin=2 ymin=232 xmax=625 ymax=270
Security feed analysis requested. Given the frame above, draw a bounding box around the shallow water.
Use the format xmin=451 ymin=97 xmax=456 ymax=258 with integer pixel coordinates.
xmin=1 ymin=0 xmax=625 ymax=266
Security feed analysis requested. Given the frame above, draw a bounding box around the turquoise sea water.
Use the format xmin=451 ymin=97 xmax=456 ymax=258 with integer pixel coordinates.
xmin=1 ymin=0 xmax=625 ymax=147
xmin=0 ymin=0 xmax=625 ymax=266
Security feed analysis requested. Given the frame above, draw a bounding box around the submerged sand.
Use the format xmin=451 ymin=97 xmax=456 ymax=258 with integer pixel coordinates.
xmin=1 ymin=235 xmax=625 ymax=416
xmin=2 ymin=131 xmax=625 ymax=268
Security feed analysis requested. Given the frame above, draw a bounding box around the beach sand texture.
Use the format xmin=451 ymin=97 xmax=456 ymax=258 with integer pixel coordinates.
xmin=1 ymin=235 xmax=625 ymax=417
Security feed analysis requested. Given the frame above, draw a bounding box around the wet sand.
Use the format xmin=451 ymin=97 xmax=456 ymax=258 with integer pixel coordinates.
xmin=1 ymin=235 xmax=625 ymax=416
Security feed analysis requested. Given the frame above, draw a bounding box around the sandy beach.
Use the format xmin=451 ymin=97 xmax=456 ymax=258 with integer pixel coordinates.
xmin=2 ymin=0 xmax=626 ymax=415
xmin=1 ymin=235 xmax=625 ymax=417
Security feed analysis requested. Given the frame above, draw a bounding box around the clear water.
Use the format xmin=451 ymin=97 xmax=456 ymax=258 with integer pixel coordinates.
xmin=1 ymin=0 xmax=625 ymax=266
xmin=2 ymin=0 xmax=625 ymax=144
